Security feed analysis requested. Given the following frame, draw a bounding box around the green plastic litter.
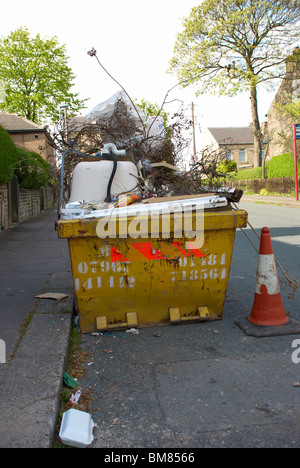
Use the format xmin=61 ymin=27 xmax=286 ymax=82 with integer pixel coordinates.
xmin=63 ymin=372 xmax=79 ymax=388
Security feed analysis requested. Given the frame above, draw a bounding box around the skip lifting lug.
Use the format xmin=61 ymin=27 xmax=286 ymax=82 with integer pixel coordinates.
xmin=96 ymin=312 xmax=138 ymax=332
xmin=169 ymin=306 xmax=209 ymax=324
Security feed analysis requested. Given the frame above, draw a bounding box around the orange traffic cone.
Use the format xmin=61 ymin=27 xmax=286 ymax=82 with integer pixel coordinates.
xmin=236 ymin=227 xmax=300 ymax=337
xmin=248 ymin=227 xmax=288 ymax=326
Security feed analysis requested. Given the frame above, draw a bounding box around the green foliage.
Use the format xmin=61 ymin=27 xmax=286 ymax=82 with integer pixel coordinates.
xmin=227 ymin=154 xmax=298 ymax=181
xmin=0 ymin=124 xmax=53 ymax=188
xmin=169 ymin=1 xmax=299 ymax=168
xmin=217 ymin=159 xmax=237 ymax=174
xmin=233 ymin=167 xmax=263 ymax=180
xmin=134 ymin=98 xmax=172 ymax=139
xmin=0 ymin=27 xmax=87 ymax=124
xmin=268 ymin=153 xmax=298 ymax=179
xmin=135 ymin=99 xmax=169 ymax=126
xmin=169 ymin=0 xmax=300 ymax=96
xmin=260 ymin=188 xmax=269 ymax=195
xmin=277 ymin=97 xmax=300 ymax=122
xmin=15 ymin=148 xmax=52 ymax=189
xmin=0 ymin=125 xmax=18 ymax=184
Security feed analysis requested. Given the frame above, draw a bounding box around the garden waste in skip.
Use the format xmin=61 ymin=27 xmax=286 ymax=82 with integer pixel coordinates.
xmin=57 ymin=140 xmax=247 ymax=333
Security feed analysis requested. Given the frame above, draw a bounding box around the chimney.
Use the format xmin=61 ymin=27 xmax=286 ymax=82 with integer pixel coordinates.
xmin=285 ymin=47 xmax=300 ymax=75
xmin=261 ymin=121 xmax=268 ymax=135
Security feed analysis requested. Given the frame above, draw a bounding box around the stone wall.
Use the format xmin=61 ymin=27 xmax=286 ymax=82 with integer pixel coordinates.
xmin=0 ymin=186 xmax=9 ymax=230
xmin=225 ymin=176 xmax=300 ymax=195
xmin=0 ymin=184 xmax=56 ymax=229
xmin=19 ymin=189 xmax=42 ymax=223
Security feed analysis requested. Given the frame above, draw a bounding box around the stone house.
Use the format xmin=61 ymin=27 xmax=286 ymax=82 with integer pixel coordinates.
xmin=266 ymin=48 xmax=300 ymax=158
xmin=0 ymin=113 xmax=56 ymax=227
xmin=0 ymin=113 xmax=55 ymax=163
xmin=200 ymin=125 xmax=264 ymax=169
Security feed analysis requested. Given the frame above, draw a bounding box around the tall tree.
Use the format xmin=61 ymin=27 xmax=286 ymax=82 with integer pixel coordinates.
xmin=0 ymin=27 xmax=86 ymax=124
xmin=169 ymin=0 xmax=300 ymax=166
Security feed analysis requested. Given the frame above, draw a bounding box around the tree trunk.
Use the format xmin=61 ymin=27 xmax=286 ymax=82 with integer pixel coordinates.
xmin=249 ymin=83 xmax=262 ymax=167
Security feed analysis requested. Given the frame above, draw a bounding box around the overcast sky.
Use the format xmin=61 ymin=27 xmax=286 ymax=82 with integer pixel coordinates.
xmin=0 ymin=0 xmax=278 ymax=152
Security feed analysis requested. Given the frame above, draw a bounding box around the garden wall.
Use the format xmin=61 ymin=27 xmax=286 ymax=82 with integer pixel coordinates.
xmin=0 ymin=183 xmax=56 ymax=229
xmin=225 ymin=176 xmax=300 ymax=194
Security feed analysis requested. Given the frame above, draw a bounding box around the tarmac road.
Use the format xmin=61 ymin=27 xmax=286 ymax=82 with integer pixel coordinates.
xmin=0 ymin=199 xmax=300 ymax=448
xmin=78 ymin=201 xmax=300 ymax=449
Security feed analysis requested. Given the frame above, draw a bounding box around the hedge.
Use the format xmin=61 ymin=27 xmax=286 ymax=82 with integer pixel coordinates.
xmin=268 ymin=153 xmax=298 ymax=179
xmin=0 ymin=125 xmax=18 ymax=184
xmin=234 ymin=166 xmax=263 ymax=180
xmin=217 ymin=159 xmax=237 ymax=173
xmin=15 ymin=148 xmax=52 ymax=189
xmin=229 ymin=153 xmax=299 ymax=181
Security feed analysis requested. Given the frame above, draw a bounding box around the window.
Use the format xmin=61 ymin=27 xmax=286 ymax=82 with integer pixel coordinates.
xmin=239 ymin=149 xmax=246 ymax=162
xmin=226 ymin=149 xmax=232 ymax=160
xmin=34 ymin=134 xmax=39 ymax=139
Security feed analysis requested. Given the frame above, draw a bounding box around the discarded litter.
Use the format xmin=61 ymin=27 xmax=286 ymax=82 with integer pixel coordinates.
xmin=63 ymin=372 xmax=79 ymax=389
xmin=35 ymin=292 xmax=69 ymax=301
xmin=59 ymin=408 xmax=94 ymax=448
xmin=103 ymin=331 xmax=125 ymax=339
xmin=126 ymin=328 xmax=139 ymax=335
xmin=69 ymin=390 xmax=81 ymax=405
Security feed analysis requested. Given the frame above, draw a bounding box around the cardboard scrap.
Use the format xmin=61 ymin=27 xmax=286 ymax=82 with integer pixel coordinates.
xmin=150 ymin=162 xmax=180 ymax=171
xmin=35 ymin=292 xmax=69 ymax=301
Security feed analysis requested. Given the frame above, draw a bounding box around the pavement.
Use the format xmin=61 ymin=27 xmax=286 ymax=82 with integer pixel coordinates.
xmin=0 ymin=194 xmax=299 ymax=449
xmin=0 ymin=208 xmax=74 ymax=448
xmin=241 ymin=193 xmax=300 ymax=208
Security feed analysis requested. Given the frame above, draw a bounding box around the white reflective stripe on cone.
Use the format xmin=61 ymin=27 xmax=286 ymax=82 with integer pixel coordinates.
xmin=255 ymin=254 xmax=280 ymax=296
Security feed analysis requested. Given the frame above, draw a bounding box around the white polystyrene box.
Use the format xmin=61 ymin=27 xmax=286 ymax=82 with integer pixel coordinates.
xmin=69 ymin=160 xmax=138 ymax=203
xmin=59 ymin=408 xmax=94 ymax=448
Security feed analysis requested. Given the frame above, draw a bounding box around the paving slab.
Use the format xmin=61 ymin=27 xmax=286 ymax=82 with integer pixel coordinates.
xmin=0 ymin=210 xmax=74 ymax=448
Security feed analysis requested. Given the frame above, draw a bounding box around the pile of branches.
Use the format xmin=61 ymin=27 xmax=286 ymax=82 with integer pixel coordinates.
xmin=52 ymin=96 xmax=191 ymax=197
xmin=148 ymin=145 xmax=233 ymax=197
xmin=53 ymin=94 xmax=233 ymax=199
